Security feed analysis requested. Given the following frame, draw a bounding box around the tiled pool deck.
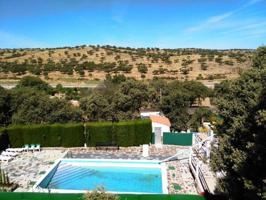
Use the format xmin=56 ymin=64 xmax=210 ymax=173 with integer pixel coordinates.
xmin=1 ymin=145 xmax=197 ymax=194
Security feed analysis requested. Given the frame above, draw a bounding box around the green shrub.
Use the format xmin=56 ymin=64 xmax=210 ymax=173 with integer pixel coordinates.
xmin=83 ymin=187 xmax=119 ymax=200
xmin=137 ymin=64 xmax=148 ymax=74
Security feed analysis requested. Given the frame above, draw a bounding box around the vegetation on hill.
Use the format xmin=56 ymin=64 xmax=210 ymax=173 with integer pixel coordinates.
xmin=0 ymin=45 xmax=252 ymax=82
xmin=211 ymin=46 xmax=266 ymax=200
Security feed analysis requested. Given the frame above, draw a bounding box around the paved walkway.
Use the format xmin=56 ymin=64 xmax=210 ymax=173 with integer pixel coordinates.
xmin=67 ymin=152 xmax=168 ymax=160
xmin=1 ymin=150 xmax=65 ymax=192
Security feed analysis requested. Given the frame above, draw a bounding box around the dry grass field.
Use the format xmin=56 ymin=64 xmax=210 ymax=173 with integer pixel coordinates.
xmin=0 ymin=45 xmax=253 ymax=87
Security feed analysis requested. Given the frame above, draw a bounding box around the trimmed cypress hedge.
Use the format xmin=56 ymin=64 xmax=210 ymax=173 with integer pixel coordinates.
xmin=7 ymin=126 xmax=25 ymax=148
xmin=85 ymin=119 xmax=152 ymax=147
xmin=134 ymin=119 xmax=152 ymax=145
xmin=0 ymin=128 xmax=9 ymax=151
xmin=85 ymin=122 xmax=114 ymax=146
xmin=7 ymin=123 xmax=84 ymax=148
xmin=1 ymin=119 xmax=152 ymax=148
xmin=114 ymin=121 xmax=136 ymax=146
xmin=49 ymin=123 xmax=84 ymax=147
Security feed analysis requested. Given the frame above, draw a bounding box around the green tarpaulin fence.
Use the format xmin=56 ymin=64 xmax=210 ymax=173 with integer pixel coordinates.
xmin=163 ymin=132 xmax=192 ymax=146
xmin=0 ymin=192 xmax=205 ymax=200
xmin=152 ymin=132 xmax=193 ymax=146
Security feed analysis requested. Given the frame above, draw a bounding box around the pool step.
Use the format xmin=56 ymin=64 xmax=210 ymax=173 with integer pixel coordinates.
xmin=49 ymin=170 xmax=96 ymax=188
xmin=52 ymin=166 xmax=95 ymax=180
xmin=48 ymin=167 xmax=97 ymax=188
xmin=53 ymin=165 xmax=83 ymax=177
xmin=52 ymin=167 xmax=93 ymax=181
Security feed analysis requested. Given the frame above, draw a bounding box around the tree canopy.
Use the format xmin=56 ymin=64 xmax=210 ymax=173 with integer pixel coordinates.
xmin=211 ymin=46 xmax=266 ymax=200
xmin=160 ymin=80 xmax=211 ymax=131
xmin=10 ymin=88 xmax=82 ymax=124
xmin=0 ymin=73 xmax=212 ymax=132
xmin=16 ymin=76 xmax=53 ymax=94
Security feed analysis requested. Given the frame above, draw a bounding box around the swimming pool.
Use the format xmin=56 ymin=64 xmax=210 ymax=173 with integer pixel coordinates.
xmin=34 ymin=159 xmax=168 ymax=194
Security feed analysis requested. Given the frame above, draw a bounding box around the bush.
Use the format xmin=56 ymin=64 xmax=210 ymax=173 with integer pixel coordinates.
xmin=200 ymin=63 xmax=208 ymax=70
xmin=83 ymin=187 xmax=119 ymax=200
xmin=137 ymin=64 xmax=148 ymax=74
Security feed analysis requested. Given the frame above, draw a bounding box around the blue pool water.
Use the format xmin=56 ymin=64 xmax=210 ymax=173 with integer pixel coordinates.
xmin=38 ymin=159 xmax=164 ymax=193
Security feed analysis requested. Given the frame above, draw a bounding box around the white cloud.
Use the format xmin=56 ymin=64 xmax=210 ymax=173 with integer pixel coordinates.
xmin=242 ymin=29 xmax=266 ymax=39
xmin=0 ymin=31 xmax=49 ymax=48
xmin=222 ymin=21 xmax=266 ymax=34
xmin=186 ymin=11 xmax=234 ymax=32
xmin=208 ymin=12 xmax=234 ymax=23
xmin=185 ymin=0 xmax=264 ymax=33
xmin=243 ymin=0 xmax=265 ymax=7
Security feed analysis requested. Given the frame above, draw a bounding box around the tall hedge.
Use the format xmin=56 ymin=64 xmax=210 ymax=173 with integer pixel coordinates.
xmin=0 ymin=119 xmax=152 ymax=148
xmin=85 ymin=122 xmax=114 ymax=146
xmin=48 ymin=124 xmax=84 ymax=147
xmin=85 ymin=119 xmax=152 ymax=147
xmin=0 ymin=128 xmax=9 ymax=151
xmin=134 ymin=119 xmax=152 ymax=145
xmin=7 ymin=123 xmax=84 ymax=148
xmin=114 ymin=121 xmax=136 ymax=146
xmin=7 ymin=126 xmax=25 ymax=148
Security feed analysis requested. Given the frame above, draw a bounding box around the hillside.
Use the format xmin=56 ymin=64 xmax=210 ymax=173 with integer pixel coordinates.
xmin=0 ymin=45 xmax=253 ymax=86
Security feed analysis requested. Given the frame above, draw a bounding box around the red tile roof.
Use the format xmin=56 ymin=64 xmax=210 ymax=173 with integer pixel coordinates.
xmin=149 ymin=115 xmax=171 ymax=126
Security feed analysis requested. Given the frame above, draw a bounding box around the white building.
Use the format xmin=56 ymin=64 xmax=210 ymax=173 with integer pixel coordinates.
xmin=149 ymin=115 xmax=171 ymax=134
xmin=140 ymin=111 xmax=171 ymax=135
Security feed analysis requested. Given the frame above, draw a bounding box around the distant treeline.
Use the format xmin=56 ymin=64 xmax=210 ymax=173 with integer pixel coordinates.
xmin=0 ymin=75 xmax=215 ymax=131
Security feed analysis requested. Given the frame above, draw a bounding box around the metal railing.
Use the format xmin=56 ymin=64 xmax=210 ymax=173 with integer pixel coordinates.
xmin=189 ymin=149 xmax=210 ymax=194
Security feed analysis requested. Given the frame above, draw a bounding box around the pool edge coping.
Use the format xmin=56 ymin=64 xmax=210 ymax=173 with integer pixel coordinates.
xmin=33 ymin=157 xmax=168 ymax=194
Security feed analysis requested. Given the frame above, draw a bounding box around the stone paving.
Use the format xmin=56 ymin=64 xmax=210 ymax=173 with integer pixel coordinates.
xmin=166 ymin=160 xmax=197 ymax=194
xmin=0 ymin=145 xmax=197 ymax=194
xmin=66 ymin=145 xmax=184 ymax=160
xmin=1 ymin=150 xmax=65 ymax=192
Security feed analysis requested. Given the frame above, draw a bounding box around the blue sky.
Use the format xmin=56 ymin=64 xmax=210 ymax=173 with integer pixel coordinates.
xmin=0 ymin=0 xmax=265 ymax=49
